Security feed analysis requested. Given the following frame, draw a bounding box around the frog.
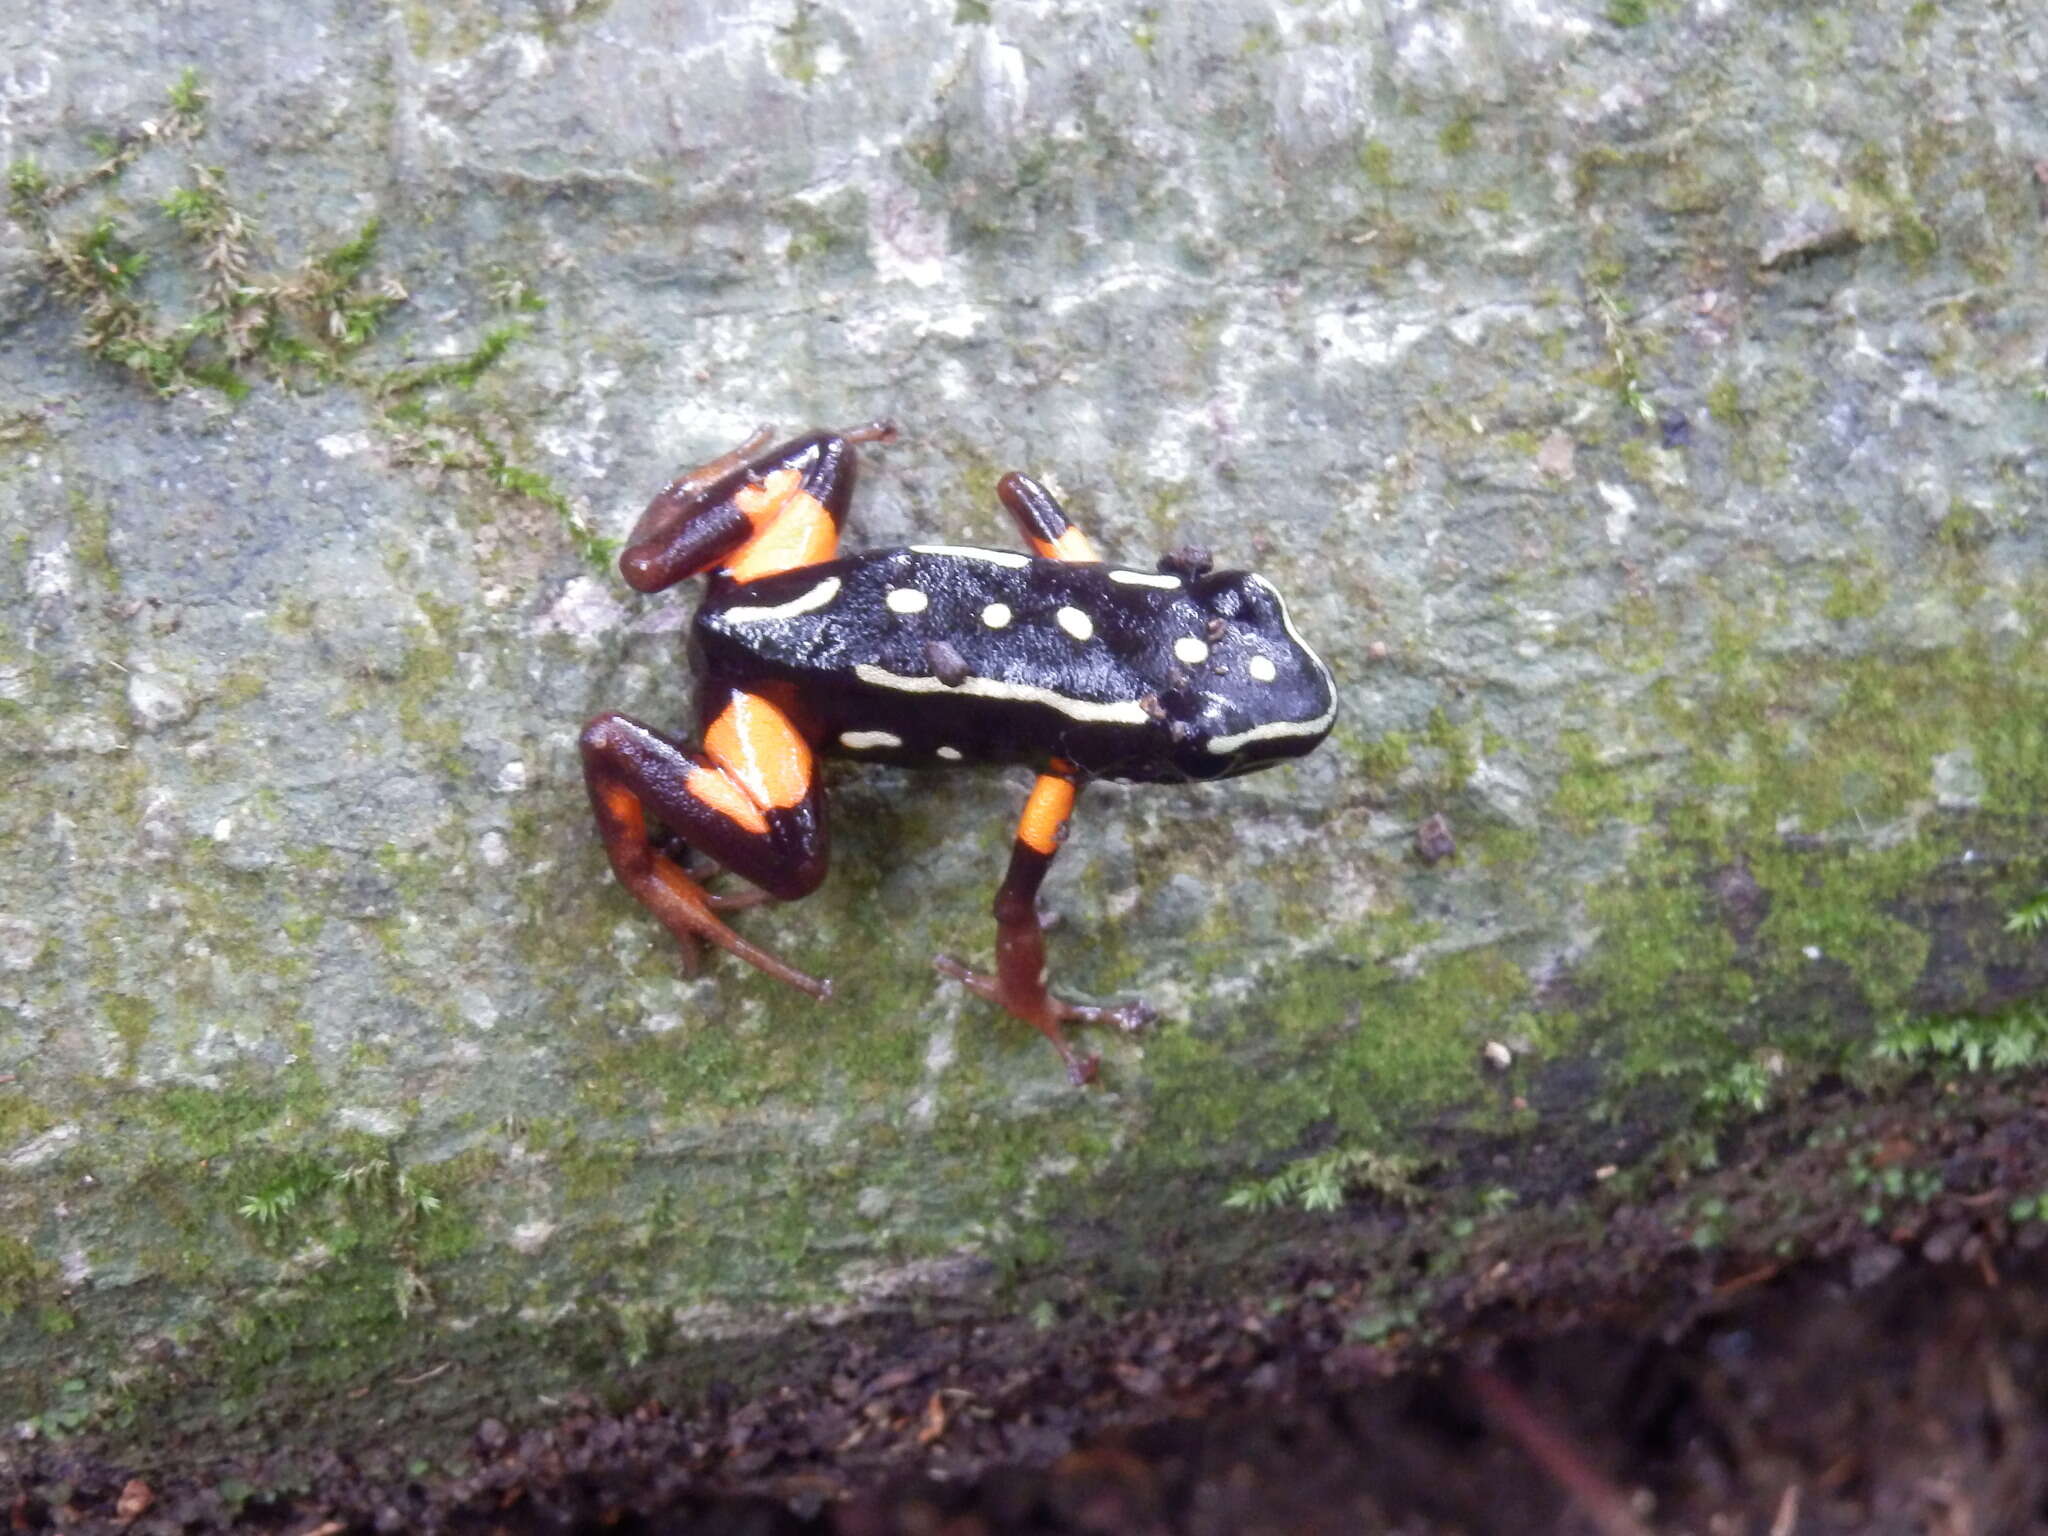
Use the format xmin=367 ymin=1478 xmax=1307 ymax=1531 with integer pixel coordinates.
xmin=579 ymin=422 xmax=1337 ymax=1084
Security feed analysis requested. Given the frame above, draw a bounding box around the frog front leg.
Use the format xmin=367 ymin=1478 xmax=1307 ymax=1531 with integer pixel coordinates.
xmin=933 ymin=473 xmax=1158 ymax=1082
xmin=935 ymin=765 xmax=1155 ymax=1086
xmin=581 ymin=687 xmax=831 ymax=998
xmin=996 ymin=470 xmax=1101 ymax=564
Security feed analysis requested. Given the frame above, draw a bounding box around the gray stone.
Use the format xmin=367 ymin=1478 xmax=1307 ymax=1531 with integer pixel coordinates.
xmin=1 ymin=0 xmax=2045 ymax=1463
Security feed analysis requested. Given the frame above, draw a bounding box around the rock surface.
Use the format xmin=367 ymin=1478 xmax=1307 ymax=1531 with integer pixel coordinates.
xmin=1 ymin=0 xmax=2045 ymax=1458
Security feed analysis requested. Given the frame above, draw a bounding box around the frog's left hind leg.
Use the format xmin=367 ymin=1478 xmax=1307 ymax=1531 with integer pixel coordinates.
xmin=934 ymin=762 xmax=1156 ymax=1085
xmin=581 ymin=696 xmax=831 ymax=998
xmin=620 ymin=420 xmax=897 ymax=592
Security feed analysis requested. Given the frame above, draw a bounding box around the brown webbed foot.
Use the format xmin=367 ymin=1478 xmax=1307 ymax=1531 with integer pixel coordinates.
xmin=932 ymin=955 xmax=1156 ymax=1087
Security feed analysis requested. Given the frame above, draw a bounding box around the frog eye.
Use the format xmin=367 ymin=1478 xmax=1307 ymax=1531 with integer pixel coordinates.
xmin=1157 ymin=546 xmax=1213 ymax=580
xmin=1192 ymin=570 xmax=1277 ymax=626
xmin=1191 ymin=572 xmax=1246 ymax=618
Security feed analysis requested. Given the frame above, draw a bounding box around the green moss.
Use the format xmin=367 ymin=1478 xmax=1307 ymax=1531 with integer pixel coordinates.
xmin=1607 ymin=0 xmax=1652 ymax=25
xmin=1821 ymin=566 xmax=1887 ymax=623
xmin=1438 ymin=114 xmax=1477 ymax=158
xmin=771 ymin=1 xmax=824 ymax=85
xmin=390 ymin=629 xmax=462 ymax=755
xmin=1423 ymin=707 xmax=1476 ymax=792
xmin=780 ymin=190 xmax=869 ymax=271
xmin=1465 ymin=820 xmax=1541 ymax=869
xmin=1134 ymin=913 xmax=1523 ymax=1193
xmin=104 ymin=994 xmax=154 ymax=1077
xmin=1553 ymin=730 xmax=1633 ymax=833
xmin=1893 ymin=208 xmax=1939 ymax=270
xmin=1357 ymin=730 xmax=1412 ymax=783
xmin=379 ymin=324 xmax=523 ymax=400
xmin=0 ymin=410 xmax=51 ymax=456
xmin=0 ymin=1235 xmax=54 ymax=1318
xmin=1358 ymin=140 xmax=1397 ymax=192
xmin=133 ymin=1084 xmax=286 ymax=1158
xmin=0 ymin=1092 xmax=58 ymax=1147
xmin=10 ymin=81 xmax=398 ymax=399
xmin=216 ymin=669 xmax=268 ymax=707
xmin=165 ymin=67 xmax=207 ymax=118
xmin=69 ymin=491 xmax=118 ymax=589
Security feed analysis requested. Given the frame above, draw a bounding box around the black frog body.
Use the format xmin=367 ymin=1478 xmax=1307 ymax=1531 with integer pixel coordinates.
xmin=694 ymin=546 xmax=1335 ymax=783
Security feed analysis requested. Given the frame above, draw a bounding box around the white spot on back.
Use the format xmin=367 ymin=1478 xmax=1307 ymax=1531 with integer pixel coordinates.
xmin=840 ymin=730 xmax=903 ymax=750
xmin=1251 ymin=576 xmax=1335 ymax=699
xmin=1055 ymin=606 xmax=1094 ymax=642
xmin=1108 ymin=569 xmax=1182 ymax=590
xmin=886 ymin=586 xmax=929 ymax=614
xmin=1173 ymin=636 xmax=1210 ymax=665
xmin=721 ymin=575 xmax=842 ymax=624
xmin=981 ymin=601 xmax=1012 ymax=629
xmin=1248 ymin=655 xmax=1278 ymax=682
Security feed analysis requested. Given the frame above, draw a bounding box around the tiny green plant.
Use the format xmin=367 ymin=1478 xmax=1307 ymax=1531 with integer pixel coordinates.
xmin=1698 ymin=1056 xmax=1776 ymax=1115
xmin=2005 ymin=889 xmax=2048 ymax=936
xmin=1872 ymin=1003 xmax=2048 ymax=1074
xmin=237 ymin=1181 xmax=309 ymax=1229
xmin=26 ymin=1378 xmax=95 ymax=1442
xmin=1591 ymin=281 xmax=1658 ymax=427
xmin=334 ymin=1157 xmax=444 ymax=1221
xmin=1225 ymin=1146 xmax=1425 ymax=1214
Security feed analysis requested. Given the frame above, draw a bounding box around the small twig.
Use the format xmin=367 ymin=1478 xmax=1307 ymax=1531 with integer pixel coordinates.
xmin=1770 ymin=1483 xmax=1801 ymax=1536
xmin=1465 ymin=1365 xmax=1652 ymax=1536
xmin=1712 ymin=1261 xmax=1782 ymax=1298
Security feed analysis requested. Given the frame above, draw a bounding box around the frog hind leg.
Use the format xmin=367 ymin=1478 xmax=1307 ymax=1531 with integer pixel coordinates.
xmin=933 ymin=763 xmax=1157 ymax=1086
xmin=996 ymin=471 xmax=1102 ymax=564
xmin=620 ymin=420 xmax=898 ymax=592
xmin=580 ymin=693 xmax=831 ymax=999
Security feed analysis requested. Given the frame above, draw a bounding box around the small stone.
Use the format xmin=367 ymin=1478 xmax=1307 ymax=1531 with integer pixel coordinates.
xmin=1849 ymin=1243 xmax=1904 ymax=1290
xmin=1931 ymin=747 xmax=1984 ymax=810
xmin=1483 ymin=1040 xmax=1512 ymax=1069
xmin=115 ymin=1477 xmax=153 ymax=1523
xmin=1920 ymin=1221 xmax=1970 ymax=1265
xmin=1758 ymin=203 xmax=1861 ymax=269
xmin=0 ymin=917 xmax=41 ymax=972
xmin=1535 ymin=430 xmax=1575 ymax=479
xmin=1414 ymin=813 xmax=1456 ymax=864
xmin=127 ymin=670 xmax=193 ymax=732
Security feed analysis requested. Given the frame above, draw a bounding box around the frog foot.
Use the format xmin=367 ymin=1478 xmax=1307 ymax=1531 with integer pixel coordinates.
xmin=931 ymin=955 xmax=1156 ymax=1086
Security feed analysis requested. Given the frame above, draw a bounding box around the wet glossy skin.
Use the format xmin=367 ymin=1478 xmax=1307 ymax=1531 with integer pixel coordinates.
xmin=694 ymin=548 xmax=1335 ymax=783
xmin=580 ymin=424 xmax=1337 ymax=1085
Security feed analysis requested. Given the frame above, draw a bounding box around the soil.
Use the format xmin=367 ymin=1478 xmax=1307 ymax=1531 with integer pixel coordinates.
xmin=8 ymin=1074 xmax=2048 ymax=1535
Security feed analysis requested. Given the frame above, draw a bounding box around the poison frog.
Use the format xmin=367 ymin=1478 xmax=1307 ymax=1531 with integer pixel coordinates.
xmin=580 ymin=423 xmax=1337 ymax=1084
